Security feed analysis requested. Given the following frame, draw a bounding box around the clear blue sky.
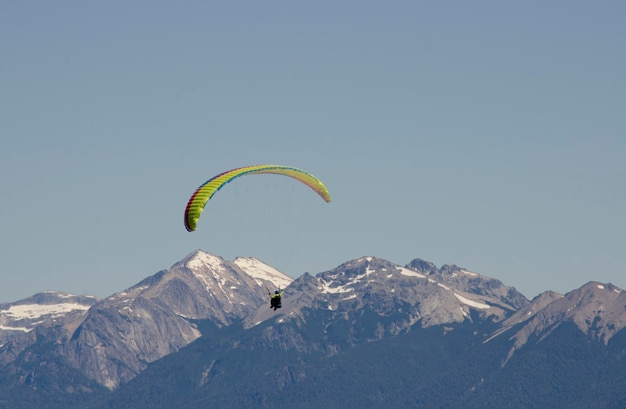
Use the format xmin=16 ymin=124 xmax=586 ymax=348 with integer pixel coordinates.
xmin=1 ymin=1 xmax=624 ymax=302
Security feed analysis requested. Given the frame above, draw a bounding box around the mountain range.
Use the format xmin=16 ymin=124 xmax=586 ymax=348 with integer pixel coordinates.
xmin=1 ymin=250 xmax=625 ymax=408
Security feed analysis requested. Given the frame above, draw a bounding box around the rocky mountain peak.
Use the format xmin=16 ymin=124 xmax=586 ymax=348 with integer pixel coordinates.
xmin=488 ymin=281 xmax=626 ymax=363
xmin=406 ymin=258 xmax=438 ymax=274
xmin=556 ymin=281 xmax=626 ymax=342
xmin=244 ymin=256 xmax=520 ymax=337
xmin=405 ymin=261 xmax=529 ymax=310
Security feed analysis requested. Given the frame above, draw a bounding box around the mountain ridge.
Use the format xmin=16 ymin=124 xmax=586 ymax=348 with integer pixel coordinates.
xmin=1 ymin=250 xmax=625 ymax=408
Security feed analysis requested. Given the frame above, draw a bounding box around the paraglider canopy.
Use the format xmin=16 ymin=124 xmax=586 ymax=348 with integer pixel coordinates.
xmin=184 ymin=164 xmax=331 ymax=232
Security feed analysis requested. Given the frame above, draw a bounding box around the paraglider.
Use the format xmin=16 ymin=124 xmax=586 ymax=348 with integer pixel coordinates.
xmin=268 ymin=287 xmax=283 ymax=311
xmin=184 ymin=164 xmax=331 ymax=232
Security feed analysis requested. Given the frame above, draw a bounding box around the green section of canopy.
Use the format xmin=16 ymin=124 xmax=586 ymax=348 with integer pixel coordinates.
xmin=184 ymin=165 xmax=331 ymax=232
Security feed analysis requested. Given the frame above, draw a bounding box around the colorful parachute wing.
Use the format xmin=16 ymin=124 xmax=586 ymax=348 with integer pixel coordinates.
xmin=184 ymin=165 xmax=331 ymax=232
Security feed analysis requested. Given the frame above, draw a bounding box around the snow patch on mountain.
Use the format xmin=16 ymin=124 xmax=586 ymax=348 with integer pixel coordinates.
xmin=317 ymin=264 xmax=383 ymax=294
xmin=0 ymin=324 xmax=31 ymax=332
xmin=398 ymin=267 xmax=426 ymax=278
xmin=0 ymin=292 xmax=97 ymax=336
xmin=1 ymin=303 xmax=91 ymax=321
xmin=233 ymin=257 xmax=293 ymax=289
xmin=192 ymin=270 xmax=215 ymax=294
xmin=318 ymin=278 xmax=354 ymax=294
xmin=454 ymin=293 xmax=490 ymax=309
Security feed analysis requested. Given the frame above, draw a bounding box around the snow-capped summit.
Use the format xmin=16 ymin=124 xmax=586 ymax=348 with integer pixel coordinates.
xmin=311 ymin=256 xmax=522 ymax=319
xmin=180 ymin=249 xmax=226 ymax=270
xmin=177 ymin=250 xmax=292 ymax=290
